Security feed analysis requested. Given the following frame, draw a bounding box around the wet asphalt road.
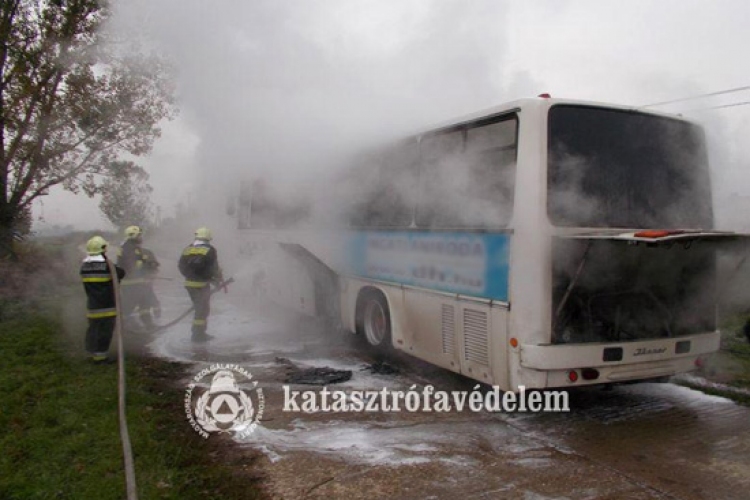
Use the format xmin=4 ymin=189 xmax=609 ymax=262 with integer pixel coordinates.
xmin=145 ymin=278 xmax=750 ymax=500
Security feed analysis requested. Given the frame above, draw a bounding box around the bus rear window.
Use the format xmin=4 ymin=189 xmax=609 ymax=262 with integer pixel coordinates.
xmin=547 ymin=105 xmax=713 ymax=229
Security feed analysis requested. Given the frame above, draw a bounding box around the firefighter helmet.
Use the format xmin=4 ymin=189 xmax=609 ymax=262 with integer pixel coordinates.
xmin=86 ymin=236 xmax=108 ymax=255
xmin=195 ymin=227 xmax=212 ymax=241
xmin=125 ymin=225 xmax=142 ymax=240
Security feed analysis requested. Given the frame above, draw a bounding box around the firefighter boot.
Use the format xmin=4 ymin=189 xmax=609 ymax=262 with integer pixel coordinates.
xmin=140 ymin=312 xmax=155 ymax=331
xmin=191 ymin=332 xmax=214 ymax=342
xmin=191 ymin=319 xmax=213 ymax=342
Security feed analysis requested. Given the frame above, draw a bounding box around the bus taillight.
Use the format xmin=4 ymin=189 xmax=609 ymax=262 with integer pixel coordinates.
xmin=581 ymin=368 xmax=600 ymax=380
xmin=567 ymin=370 xmax=579 ymax=383
xmin=634 ymin=229 xmax=686 ymax=238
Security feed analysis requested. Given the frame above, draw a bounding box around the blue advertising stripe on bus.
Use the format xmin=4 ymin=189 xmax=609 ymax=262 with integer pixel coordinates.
xmin=347 ymin=231 xmax=510 ymax=301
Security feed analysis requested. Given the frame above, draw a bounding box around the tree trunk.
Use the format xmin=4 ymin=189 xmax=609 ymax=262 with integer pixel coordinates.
xmin=0 ymin=204 xmax=17 ymax=260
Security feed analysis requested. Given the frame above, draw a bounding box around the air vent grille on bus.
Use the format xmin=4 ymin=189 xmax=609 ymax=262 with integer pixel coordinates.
xmin=441 ymin=304 xmax=455 ymax=355
xmin=463 ymin=309 xmax=489 ymax=365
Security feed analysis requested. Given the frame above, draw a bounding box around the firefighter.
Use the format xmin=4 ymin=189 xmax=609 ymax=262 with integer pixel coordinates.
xmin=140 ymin=246 xmax=162 ymax=320
xmin=178 ymin=227 xmax=223 ymax=342
xmin=117 ymin=225 xmax=156 ymax=330
xmin=81 ymin=236 xmax=125 ymax=363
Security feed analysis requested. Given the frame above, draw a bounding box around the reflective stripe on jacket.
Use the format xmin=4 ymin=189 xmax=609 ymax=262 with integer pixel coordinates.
xmin=80 ymin=255 xmax=125 ymax=317
xmin=87 ymin=308 xmax=118 ymax=319
xmin=185 ymin=280 xmax=210 ymax=288
xmin=178 ymin=240 xmax=222 ymax=286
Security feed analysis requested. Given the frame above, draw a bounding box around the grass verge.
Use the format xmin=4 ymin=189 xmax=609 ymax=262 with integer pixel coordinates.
xmin=674 ymin=326 xmax=750 ymax=406
xmin=0 ymin=309 xmax=266 ymax=500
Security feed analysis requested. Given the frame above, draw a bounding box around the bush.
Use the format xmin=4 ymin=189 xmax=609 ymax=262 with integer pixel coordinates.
xmin=0 ymin=239 xmax=78 ymax=320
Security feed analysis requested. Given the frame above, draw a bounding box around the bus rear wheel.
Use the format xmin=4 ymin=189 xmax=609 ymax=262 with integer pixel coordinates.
xmin=359 ymin=292 xmax=391 ymax=350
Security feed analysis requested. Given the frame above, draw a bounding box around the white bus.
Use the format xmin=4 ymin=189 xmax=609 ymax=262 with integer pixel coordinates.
xmin=238 ymin=95 xmax=745 ymax=391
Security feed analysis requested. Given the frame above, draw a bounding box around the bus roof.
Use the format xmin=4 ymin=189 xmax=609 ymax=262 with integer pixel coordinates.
xmin=413 ymin=95 xmax=694 ymax=139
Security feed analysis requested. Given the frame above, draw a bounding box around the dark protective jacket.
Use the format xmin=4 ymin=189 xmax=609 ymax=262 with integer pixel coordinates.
xmin=140 ymin=247 xmax=161 ymax=277
xmin=178 ymin=240 xmax=222 ymax=288
xmin=80 ymin=254 xmax=125 ymax=319
xmin=117 ymin=239 xmax=147 ymax=284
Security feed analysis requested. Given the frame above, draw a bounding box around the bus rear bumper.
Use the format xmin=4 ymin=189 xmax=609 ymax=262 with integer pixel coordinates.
xmin=520 ymin=332 xmax=720 ymax=386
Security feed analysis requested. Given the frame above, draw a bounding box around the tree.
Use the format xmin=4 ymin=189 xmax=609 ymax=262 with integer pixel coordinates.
xmin=0 ymin=0 xmax=176 ymax=256
xmin=98 ymin=159 xmax=152 ymax=230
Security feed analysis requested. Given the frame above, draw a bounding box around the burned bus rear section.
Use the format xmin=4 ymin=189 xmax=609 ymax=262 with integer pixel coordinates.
xmin=552 ymin=237 xmax=717 ymax=346
xmin=547 ymin=104 xmax=717 ymax=346
xmin=526 ymin=103 xmax=725 ymax=386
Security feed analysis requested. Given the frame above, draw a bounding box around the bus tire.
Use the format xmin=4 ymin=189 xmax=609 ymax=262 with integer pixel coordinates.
xmin=357 ymin=291 xmax=392 ymax=351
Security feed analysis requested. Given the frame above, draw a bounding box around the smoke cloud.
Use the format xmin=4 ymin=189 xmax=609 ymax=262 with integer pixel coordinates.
xmin=35 ymin=1 xmax=750 ymax=237
xmin=109 ymin=0 xmax=512 ymax=214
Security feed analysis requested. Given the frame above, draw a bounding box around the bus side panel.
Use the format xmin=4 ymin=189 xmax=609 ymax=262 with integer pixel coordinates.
xmin=489 ymin=305 xmax=510 ymax=390
xmin=346 ymin=231 xmax=510 ymax=302
xmin=381 ymin=283 xmax=407 ymax=349
xmin=456 ymin=301 xmax=495 ymax=384
xmin=504 ymin=104 xmax=555 ymax=390
xmin=339 ymin=276 xmax=357 ymax=333
xmin=401 ymin=289 xmax=463 ymax=375
xmin=240 ymin=237 xmax=319 ymax=317
xmin=401 ymin=290 xmax=502 ymax=385
xmin=508 ymin=348 xmax=548 ymax=390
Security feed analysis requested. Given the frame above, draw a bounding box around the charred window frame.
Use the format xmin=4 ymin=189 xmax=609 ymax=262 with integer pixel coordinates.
xmin=348 ymin=141 xmax=420 ymax=228
xmin=415 ymin=113 xmax=518 ymax=229
xmin=248 ymin=179 xmax=311 ymax=229
xmin=237 ymin=180 xmax=252 ymax=229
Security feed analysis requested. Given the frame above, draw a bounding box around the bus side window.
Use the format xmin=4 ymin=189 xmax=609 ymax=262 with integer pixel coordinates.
xmin=415 ymin=129 xmax=465 ymax=228
xmin=463 ymin=117 xmax=518 ymax=228
xmin=377 ymin=142 xmax=419 ymax=227
xmin=347 ymin=155 xmax=383 ymax=227
xmin=416 ymin=116 xmax=518 ymax=229
xmin=348 ymin=143 xmax=419 ymax=228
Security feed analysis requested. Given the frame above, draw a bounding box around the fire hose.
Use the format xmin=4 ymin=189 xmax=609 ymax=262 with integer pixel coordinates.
xmin=106 ymin=257 xmax=138 ymax=500
xmin=106 ymin=261 xmax=235 ymax=499
xmin=143 ymin=277 xmax=235 ymax=334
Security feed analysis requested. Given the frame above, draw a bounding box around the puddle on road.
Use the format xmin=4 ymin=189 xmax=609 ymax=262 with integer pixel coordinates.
xmin=240 ymin=418 xmax=545 ymax=467
xmin=148 ymin=288 xmax=339 ymax=364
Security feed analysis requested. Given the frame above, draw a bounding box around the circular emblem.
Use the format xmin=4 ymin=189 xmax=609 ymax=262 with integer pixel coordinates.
xmin=185 ymin=364 xmax=265 ymax=438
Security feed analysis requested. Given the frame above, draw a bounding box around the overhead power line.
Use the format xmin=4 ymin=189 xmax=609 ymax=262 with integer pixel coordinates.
xmin=683 ymin=101 xmax=750 ymax=113
xmin=642 ymin=85 xmax=750 ymax=108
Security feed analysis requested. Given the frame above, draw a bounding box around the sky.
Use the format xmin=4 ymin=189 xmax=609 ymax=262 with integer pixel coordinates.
xmin=33 ymin=0 xmax=750 ymax=232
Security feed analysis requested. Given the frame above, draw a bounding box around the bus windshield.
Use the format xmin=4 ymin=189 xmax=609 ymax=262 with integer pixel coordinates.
xmin=547 ymin=105 xmax=713 ymax=229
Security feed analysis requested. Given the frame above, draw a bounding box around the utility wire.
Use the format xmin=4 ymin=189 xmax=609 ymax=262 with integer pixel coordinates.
xmin=682 ymin=101 xmax=750 ymax=113
xmin=642 ymin=85 xmax=750 ymax=108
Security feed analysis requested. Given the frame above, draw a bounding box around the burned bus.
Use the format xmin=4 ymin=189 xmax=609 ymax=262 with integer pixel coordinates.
xmin=238 ymin=96 xmax=743 ymax=391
